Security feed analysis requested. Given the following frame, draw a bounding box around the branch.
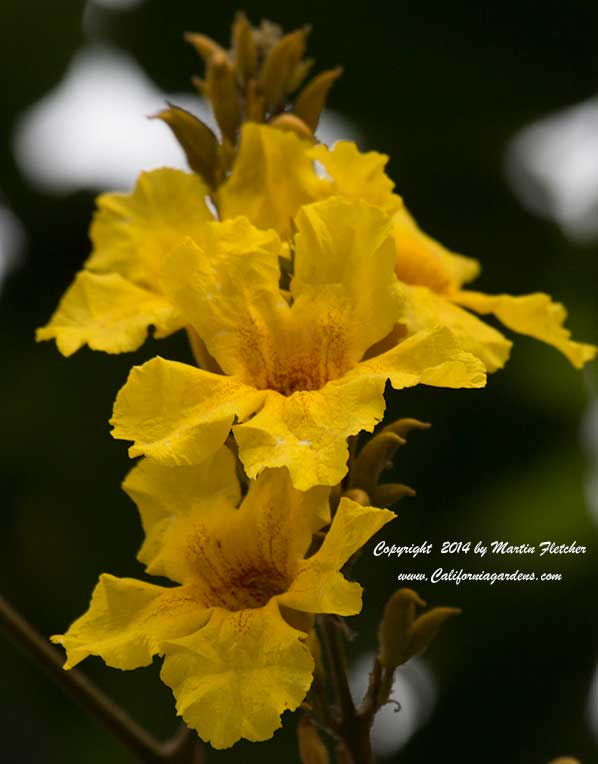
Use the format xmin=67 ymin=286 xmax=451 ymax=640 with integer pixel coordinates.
xmin=319 ymin=615 xmax=374 ymax=764
xmin=0 ymin=595 xmax=203 ymax=764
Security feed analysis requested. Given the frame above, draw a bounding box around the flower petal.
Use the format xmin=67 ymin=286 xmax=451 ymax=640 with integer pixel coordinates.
xmin=292 ymin=197 xmax=403 ymax=361
xmin=309 ymin=141 xmax=401 ymax=213
xmin=280 ymin=498 xmax=395 ymax=616
xmin=217 ymin=123 xmax=321 ymax=237
xmin=129 ymin=465 xmax=329 ymax=612
xmin=87 ymin=168 xmax=212 ymax=288
xmin=36 ymin=271 xmax=182 ymax=356
xmin=353 ymin=325 xmax=487 ymax=390
xmin=235 ymin=468 xmax=331 ymax=566
xmin=402 ymin=285 xmax=512 ymax=372
xmin=160 ymin=602 xmax=314 ymax=749
xmin=234 ymin=374 xmax=387 ymax=490
xmin=160 ymin=221 xmax=288 ymax=381
xmin=122 ymin=448 xmax=241 ymax=581
xmin=393 ymin=207 xmax=480 ymax=292
xmin=111 ymin=357 xmax=265 ymax=465
xmin=453 ymin=290 xmax=597 ymax=369
xmin=51 ymin=574 xmax=208 ymax=670
xmin=123 ymin=460 xmax=328 ymax=593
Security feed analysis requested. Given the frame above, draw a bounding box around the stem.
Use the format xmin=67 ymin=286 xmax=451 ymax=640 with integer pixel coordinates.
xmin=0 ymin=595 xmax=203 ymax=764
xmin=360 ymin=658 xmax=394 ymax=725
xmin=319 ymin=616 xmax=374 ymax=764
xmin=305 ymin=674 xmax=339 ymax=738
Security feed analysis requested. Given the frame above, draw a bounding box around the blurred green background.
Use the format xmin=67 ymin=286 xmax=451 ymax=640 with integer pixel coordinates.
xmin=1 ymin=1 xmax=597 ymax=762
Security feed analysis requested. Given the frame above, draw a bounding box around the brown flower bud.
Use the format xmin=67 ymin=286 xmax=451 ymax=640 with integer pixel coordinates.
xmin=298 ymin=716 xmax=329 ymax=764
xmin=342 ymin=487 xmax=370 ymax=506
xmin=382 ymin=417 xmax=431 ymax=439
xmin=205 ymin=51 xmax=241 ymax=143
xmin=294 ymin=67 xmax=343 ymax=131
xmin=350 ymin=431 xmax=406 ymax=496
xmin=269 ymin=113 xmax=314 ymax=141
xmin=372 ymin=482 xmax=416 ymax=507
xmin=231 ymin=12 xmax=257 ymax=85
xmin=378 ymin=588 xmax=460 ymax=670
xmin=259 ymin=27 xmax=310 ymax=113
xmin=184 ymin=32 xmax=224 ymax=64
xmin=245 ymin=79 xmax=265 ymax=122
xmin=287 ymin=58 xmax=315 ymax=93
xmin=151 ymin=104 xmax=221 ymax=188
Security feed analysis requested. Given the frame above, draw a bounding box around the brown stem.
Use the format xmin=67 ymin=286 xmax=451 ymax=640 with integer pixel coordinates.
xmin=0 ymin=595 xmax=203 ymax=764
xmin=306 ymin=674 xmax=340 ymax=738
xmin=360 ymin=658 xmax=394 ymax=726
xmin=319 ymin=616 xmax=374 ymax=764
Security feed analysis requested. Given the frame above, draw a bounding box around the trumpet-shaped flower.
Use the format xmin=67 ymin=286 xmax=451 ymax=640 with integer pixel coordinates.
xmin=51 ymin=447 xmax=395 ymax=748
xmin=110 ymin=196 xmax=486 ymax=490
xmin=36 ymin=123 xmax=322 ymax=356
xmin=37 ymin=121 xmax=594 ymax=370
xmin=313 ymin=141 xmax=596 ymax=371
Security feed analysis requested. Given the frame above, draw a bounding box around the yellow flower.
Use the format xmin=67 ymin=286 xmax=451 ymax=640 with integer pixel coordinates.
xmin=314 ymin=141 xmax=596 ymax=371
xmin=37 ymin=121 xmax=594 ymax=370
xmin=51 ymin=447 xmax=395 ymax=748
xmin=36 ymin=123 xmax=322 ymax=357
xmin=110 ymin=196 xmax=486 ymax=490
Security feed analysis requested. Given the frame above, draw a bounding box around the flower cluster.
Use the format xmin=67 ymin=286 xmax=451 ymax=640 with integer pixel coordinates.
xmin=43 ymin=14 xmax=596 ymax=752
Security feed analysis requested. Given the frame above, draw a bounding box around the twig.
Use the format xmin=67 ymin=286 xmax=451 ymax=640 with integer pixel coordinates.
xmin=319 ymin=616 xmax=374 ymax=764
xmin=0 ymin=595 xmax=203 ymax=764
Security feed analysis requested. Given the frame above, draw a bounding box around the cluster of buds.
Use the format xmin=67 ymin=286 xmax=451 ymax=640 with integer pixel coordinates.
xmin=345 ymin=418 xmax=431 ymax=507
xmin=155 ymin=13 xmax=342 ymax=189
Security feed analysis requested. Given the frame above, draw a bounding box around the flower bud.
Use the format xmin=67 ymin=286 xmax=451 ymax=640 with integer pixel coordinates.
xmin=231 ymin=12 xmax=257 ymax=85
xmin=298 ymin=717 xmax=329 ymax=764
xmin=382 ymin=417 xmax=431 ymax=439
xmin=294 ymin=67 xmax=343 ymax=131
xmin=151 ymin=104 xmax=221 ymax=188
xmin=378 ymin=588 xmax=460 ymax=670
xmin=184 ymin=31 xmax=224 ymax=63
xmin=245 ymin=79 xmax=265 ymax=122
xmin=270 ymin=113 xmax=314 ymax=141
xmin=350 ymin=431 xmax=406 ymax=496
xmin=341 ymin=487 xmax=370 ymax=506
xmin=259 ymin=28 xmax=310 ymax=113
xmin=205 ymin=51 xmax=241 ymax=143
xmin=372 ymin=482 xmax=416 ymax=508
